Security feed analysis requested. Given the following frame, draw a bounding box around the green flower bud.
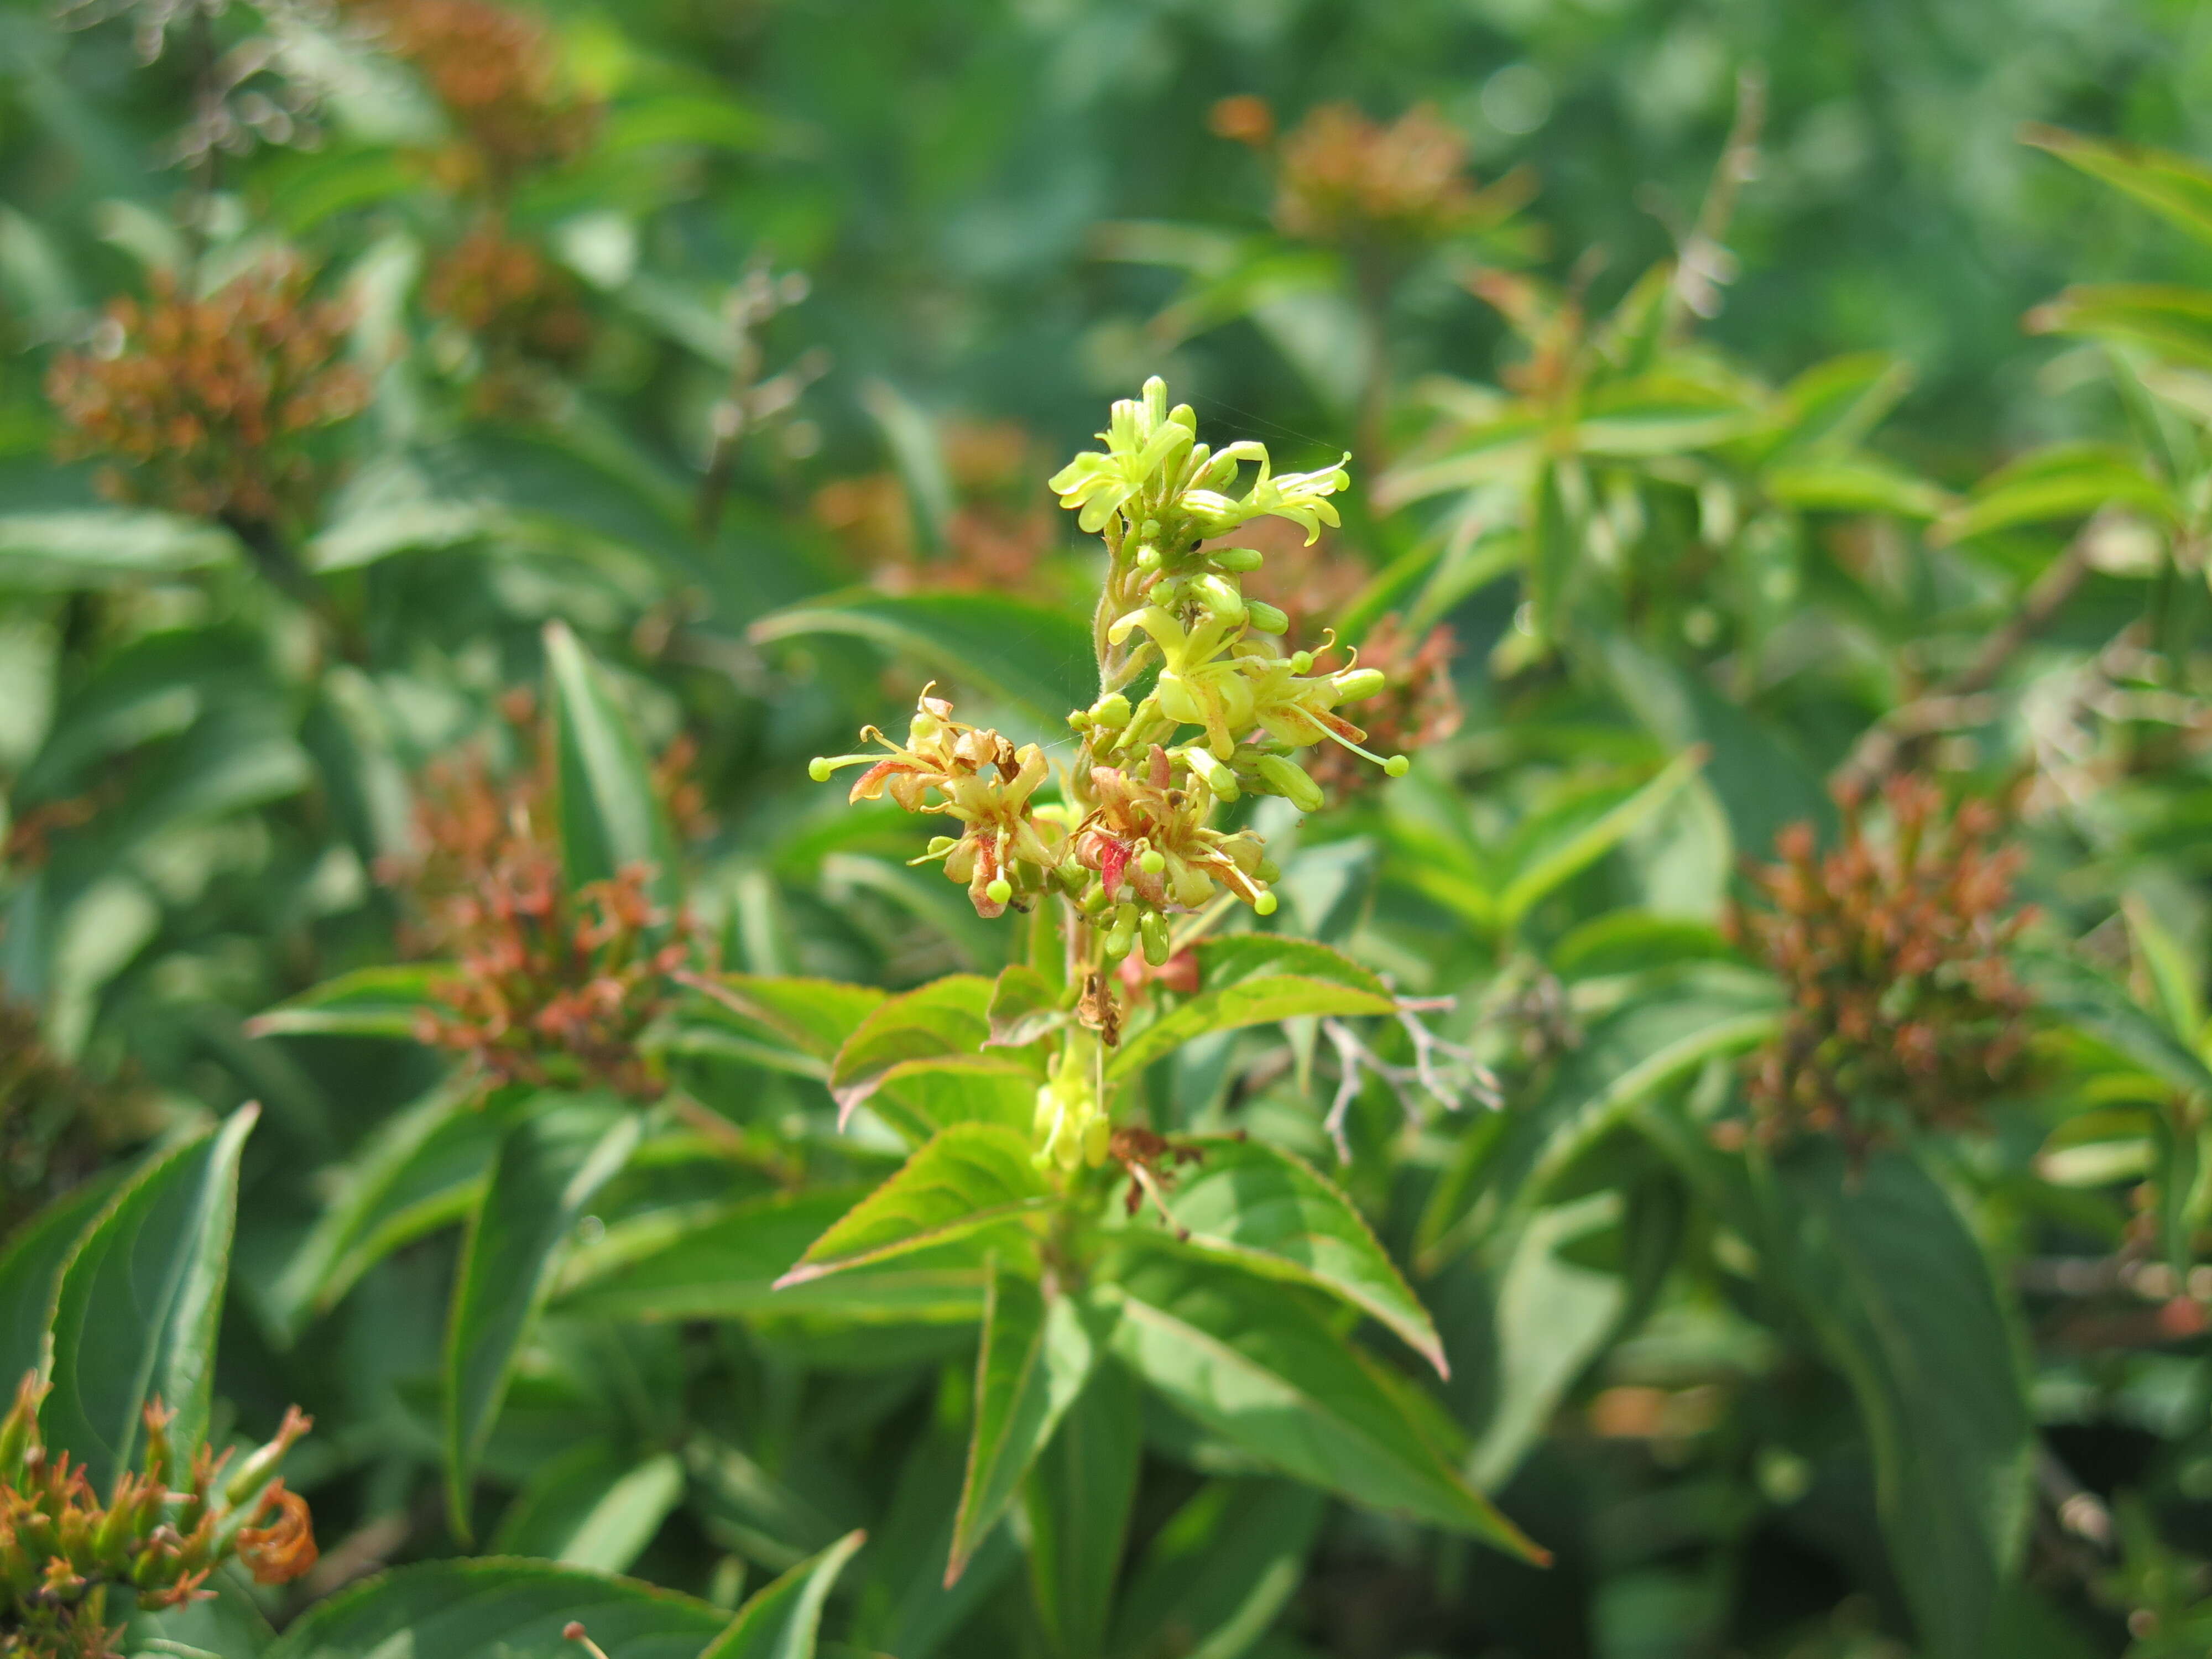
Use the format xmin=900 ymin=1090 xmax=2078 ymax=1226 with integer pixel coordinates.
xmin=1332 ymin=667 xmax=1386 ymax=700
xmin=1104 ymin=915 xmax=1135 ymax=960
xmin=1081 ymin=880 xmax=1111 ymax=914
xmin=1141 ymin=910 xmax=1171 ymax=967
xmin=1135 ymin=544 xmax=1162 ymax=571
xmin=1190 ymin=573 xmax=1246 ymax=624
xmin=1256 ymin=754 xmax=1324 ymax=812
xmin=926 ymin=836 xmax=958 ymax=855
xmin=1182 ymin=747 xmax=1239 ymax=801
xmin=1211 ymin=546 xmax=1264 ymax=572
xmin=1247 ymin=601 xmax=1289 ymax=635
xmin=1090 ymin=692 xmax=1131 ymax=730
xmin=1067 ymin=709 xmax=1092 ymax=731
xmin=1170 ymin=403 xmax=1198 ymax=432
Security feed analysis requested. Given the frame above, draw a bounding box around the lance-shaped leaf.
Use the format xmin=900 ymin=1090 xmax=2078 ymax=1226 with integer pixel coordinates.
xmin=1024 ymin=1356 xmax=1142 ymax=1659
xmin=677 ymin=973 xmax=888 ymax=1065
xmin=2028 ymin=282 xmax=2212 ymax=371
xmin=445 ymin=1099 xmax=644 ymax=1537
xmin=947 ymin=1260 xmax=1105 ymax=1585
xmin=2022 ymin=950 xmax=2212 ymax=1097
xmin=42 ymin=1104 xmax=257 ymax=1494
xmin=246 ymin=963 xmax=450 ymax=1040
xmin=775 ymin=1124 xmax=1055 ymax=1290
xmin=492 ymin=1444 xmax=686 ymax=1574
xmin=1102 ymin=1245 xmax=1546 ymax=1562
xmin=702 ymin=1528 xmax=868 ymax=1659
xmin=1107 ymin=1478 xmax=1326 ymax=1659
xmin=1756 ymin=1141 xmax=2033 ymax=1659
xmin=1934 ymin=441 xmax=2177 ymax=544
xmin=543 ymin=619 xmax=679 ymax=904
xmin=750 ymin=590 xmax=1095 ymax=734
xmin=0 ymin=1173 xmax=115 ymax=1395
xmin=264 ymin=1560 xmax=729 ymax=1659
xmin=0 ymin=509 xmax=239 ymax=588
xmin=1108 ymin=940 xmax=1395 ymax=1081
xmin=827 ymin=975 xmax=994 ymax=1126
xmin=269 ymin=1073 xmax=492 ymax=1338
xmin=1494 ymin=747 xmax=1704 ymax=930
xmin=870 ymin=1056 xmax=1040 ymax=1147
xmin=1147 ymin=1136 xmax=1447 ymax=1377
xmin=985 ymin=962 xmax=1068 ymax=1050
xmin=2023 ymin=123 xmax=2212 ymax=249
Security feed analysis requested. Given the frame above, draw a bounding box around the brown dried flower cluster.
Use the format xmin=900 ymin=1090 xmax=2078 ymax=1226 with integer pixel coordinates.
xmin=1303 ymin=617 xmax=1460 ymax=801
xmin=1212 ymin=97 xmax=1483 ymax=246
xmin=46 ymin=263 xmax=368 ymax=531
xmin=386 ymin=706 xmax=708 ymax=1100
xmin=424 ymin=220 xmax=592 ymax=370
xmin=342 ymin=0 xmax=597 ymax=184
xmin=813 ymin=420 xmax=1059 ymax=597
xmin=1730 ymin=777 xmax=2036 ymax=1150
xmin=0 ymin=1375 xmax=315 ymax=1659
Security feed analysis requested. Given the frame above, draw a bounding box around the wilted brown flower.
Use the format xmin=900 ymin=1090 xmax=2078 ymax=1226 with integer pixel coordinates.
xmin=385 ymin=703 xmax=710 ymax=1100
xmin=812 ymin=419 xmax=1058 ymax=596
xmin=236 ymin=1483 xmax=319 ymax=1584
xmin=1730 ymin=776 xmax=2036 ymax=1150
xmin=342 ymin=0 xmax=597 ymax=184
xmin=1272 ymin=102 xmax=1480 ymax=247
xmin=46 ymin=262 xmax=367 ymax=533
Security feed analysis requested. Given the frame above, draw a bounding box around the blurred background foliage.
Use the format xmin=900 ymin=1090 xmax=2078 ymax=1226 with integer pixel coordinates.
xmin=9 ymin=0 xmax=2212 ymax=1656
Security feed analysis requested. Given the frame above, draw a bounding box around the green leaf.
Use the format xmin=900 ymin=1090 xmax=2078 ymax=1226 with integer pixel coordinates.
xmin=681 ymin=974 xmax=889 ymax=1062
xmin=1933 ymin=442 xmax=2176 ymax=543
xmin=492 ymin=1443 xmax=687 ymax=1573
xmin=2122 ymin=895 xmax=2205 ymax=1044
xmin=1107 ymin=1479 xmax=1326 ymax=1659
xmin=2025 ymin=283 xmax=2212 ymax=371
xmin=702 ymin=1529 xmax=868 ymax=1659
xmin=1148 ymin=1136 xmax=1446 ymax=1377
xmin=264 ymin=1559 xmax=729 ymax=1659
xmin=269 ymin=1074 xmax=493 ymax=1337
xmin=1760 ymin=456 xmax=1950 ymax=519
xmin=2023 ymin=124 xmax=2212 ymax=249
xmin=1525 ymin=461 xmax=1575 ymax=645
xmin=774 ymin=1124 xmax=1054 ymax=1289
xmin=827 ymin=975 xmax=994 ymax=1126
xmin=246 ymin=963 xmax=447 ymax=1040
xmin=868 ymin=1056 xmax=1040 ymax=1147
xmin=1107 ymin=940 xmax=1395 ymax=1082
xmin=0 ymin=510 xmax=237 ymax=589
xmin=445 ymin=1099 xmax=644 ymax=1537
xmin=1756 ymin=1141 xmax=2032 ymax=1659
xmin=1496 ymin=747 xmax=1704 ymax=929
xmin=985 ymin=962 xmax=1068 ymax=1050
xmin=1023 ymin=1355 xmax=1143 ymax=1659
xmin=42 ymin=1105 xmax=256 ymax=1494
xmin=0 ymin=1172 xmax=117 ymax=1396
xmin=947 ymin=1259 xmax=1104 ymax=1585
xmin=1103 ymin=1245 xmax=1545 ymax=1562
xmin=2022 ymin=950 xmax=2212 ymax=1097
xmin=543 ymin=620 xmax=680 ymax=904
xmin=749 ymin=590 xmax=1095 ymax=734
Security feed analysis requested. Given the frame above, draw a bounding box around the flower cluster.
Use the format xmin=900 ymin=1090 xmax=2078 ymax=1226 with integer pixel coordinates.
xmin=1730 ymin=776 xmax=2036 ymax=1150
xmin=1211 ymin=98 xmax=1484 ymax=247
xmin=811 ymin=379 xmax=1433 ymax=1166
xmin=385 ymin=709 xmax=707 ymax=1101
xmin=424 ymin=218 xmax=593 ymax=378
xmin=46 ymin=262 xmax=368 ymax=531
xmin=342 ymin=0 xmax=596 ymax=184
xmin=0 ymin=1374 xmax=316 ymax=1659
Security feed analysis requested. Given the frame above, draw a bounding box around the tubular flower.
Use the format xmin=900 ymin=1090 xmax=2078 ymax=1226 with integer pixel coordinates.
xmin=811 ymin=690 xmax=1058 ymax=918
xmin=1072 ymin=746 xmax=1273 ymax=916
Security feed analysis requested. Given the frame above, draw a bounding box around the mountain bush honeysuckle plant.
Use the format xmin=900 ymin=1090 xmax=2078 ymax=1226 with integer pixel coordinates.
xmin=791 ymin=380 xmax=1547 ymax=1580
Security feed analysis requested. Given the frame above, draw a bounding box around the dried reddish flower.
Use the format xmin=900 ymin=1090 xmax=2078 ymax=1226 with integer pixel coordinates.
xmin=424 ymin=218 xmax=593 ymax=378
xmin=1272 ymin=102 xmax=1480 ymax=246
xmin=812 ymin=420 xmax=1058 ymax=597
xmin=46 ymin=262 xmax=367 ymax=532
xmin=236 ymin=1484 xmax=318 ymax=1584
xmin=1208 ymin=94 xmax=1276 ymax=149
xmin=342 ymin=0 xmax=597 ymax=183
xmin=384 ymin=706 xmax=709 ymax=1100
xmin=1730 ymin=776 xmax=2036 ymax=1150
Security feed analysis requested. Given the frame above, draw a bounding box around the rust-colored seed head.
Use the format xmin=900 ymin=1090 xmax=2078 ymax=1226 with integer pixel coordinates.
xmin=45 ymin=260 xmax=367 ymax=533
xmin=1731 ymin=775 xmax=2036 ymax=1151
xmin=1272 ymin=101 xmax=1479 ymax=246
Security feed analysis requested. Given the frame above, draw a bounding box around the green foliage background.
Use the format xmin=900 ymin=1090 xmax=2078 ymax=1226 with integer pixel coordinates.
xmin=6 ymin=1 xmax=2212 ymax=1656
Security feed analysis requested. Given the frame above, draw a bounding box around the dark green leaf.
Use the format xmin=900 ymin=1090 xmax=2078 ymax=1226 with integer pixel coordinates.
xmin=1757 ymin=1141 xmax=2032 ymax=1659
xmin=1024 ymin=1355 xmax=1142 ymax=1659
xmin=1107 ymin=1479 xmax=1326 ymax=1659
xmin=1496 ymin=747 xmax=1704 ymax=928
xmin=948 ymin=1259 xmax=1104 ymax=1585
xmin=246 ymin=964 xmax=448 ymax=1040
xmin=543 ymin=620 xmax=680 ymax=903
xmin=0 ymin=1173 xmax=116 ymax=1397
xmin=492 ymin=1443 xmax=686 ymax=1573
xmin=43 ymin=1105 xmax=257 ymax=1494
xmin=445 ymin=1099 xmax=643 ymax=1536
xmin=1103 ymin=1246 xmax=1545 ymax=1562
xmin=702 ymin=1529 xmax=868 ymax=1659
xmin=264 ymin=1560 xmax=728 ymax=1659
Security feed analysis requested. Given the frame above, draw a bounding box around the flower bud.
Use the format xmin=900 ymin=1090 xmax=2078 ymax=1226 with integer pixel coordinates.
xmin=1104 ymin=904 xmax=1136 ymax=961
xmin=1211 ymin=546 xmax=1264 ymax=572
xmin=1332 ymin=667 xmax=1386 ymax=701
xmin=1190 ymin=574 xmax=1246 ymax=625
xmin=1256 ymin=754 xmax=1324 ymax=812
xmin=1141 ymin=910 xmax=1172 ymax=967
xmin=1089 ymin=693 xmax=1131 ymax=731
xmin=1134 ymin=544 xmax=1162 ymax=571
xmin=1081 ymin=880 xmax=1110 ymax=915
xmin=1181 ymin=747 xmax=1239 ymax=801
xmin=1170 ymin=403 xmax=1198 ymax=432
xmin=226 ymin=1407 xmax=312 ymax=1507
xmin=1246 ymin=601 xmax=1289 ymax=635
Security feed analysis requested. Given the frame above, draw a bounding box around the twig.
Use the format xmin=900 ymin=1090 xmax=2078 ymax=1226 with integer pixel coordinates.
xmin=1663 ymin=64 xmax=1765 ymax=334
